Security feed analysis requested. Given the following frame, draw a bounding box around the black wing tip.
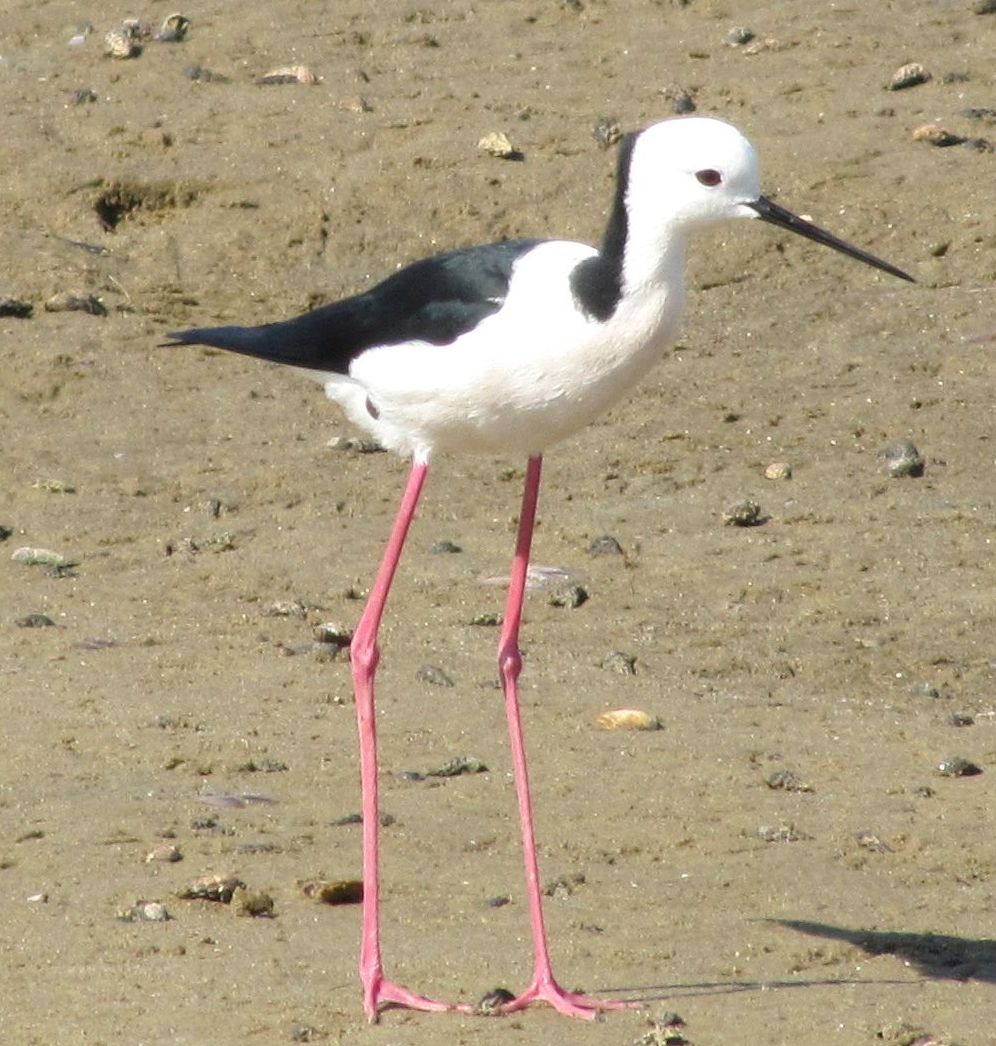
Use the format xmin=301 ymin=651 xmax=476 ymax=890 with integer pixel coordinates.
xmin=159 ymin=328 xmax=206 ymax=349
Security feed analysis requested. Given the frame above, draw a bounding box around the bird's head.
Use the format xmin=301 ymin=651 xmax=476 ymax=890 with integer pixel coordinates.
xmin=626 ymin=116 xmax=912 ymax=282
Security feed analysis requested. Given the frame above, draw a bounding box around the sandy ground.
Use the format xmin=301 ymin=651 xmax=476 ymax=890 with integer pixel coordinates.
xmin=2 ymin=1 xmax=995 ymax=1043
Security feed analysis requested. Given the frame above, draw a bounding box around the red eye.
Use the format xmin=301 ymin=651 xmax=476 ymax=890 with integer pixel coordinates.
xmin=695 ymin=169 xmax=722 ymax=187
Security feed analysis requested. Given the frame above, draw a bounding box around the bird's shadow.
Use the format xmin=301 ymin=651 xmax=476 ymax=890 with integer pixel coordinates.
xmin=770 ymin=919 xmax=996 ymax=984
xmin=593 ymin=919 xmax=996 ymax=1006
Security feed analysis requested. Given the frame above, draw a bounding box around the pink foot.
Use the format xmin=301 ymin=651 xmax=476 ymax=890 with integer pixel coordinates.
xmin=482 ymin=976 xmax=642 ymax=1019
xmin=364 ymin=974 xmax=472 ymax=1021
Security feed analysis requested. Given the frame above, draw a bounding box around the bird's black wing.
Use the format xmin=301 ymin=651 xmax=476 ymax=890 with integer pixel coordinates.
xmin=165 ymin=238 xmax=544 ymax=375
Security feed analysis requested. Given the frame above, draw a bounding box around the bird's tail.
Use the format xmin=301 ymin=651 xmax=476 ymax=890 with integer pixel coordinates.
xmin=162 ymin=324 xmax=274 ymax=359
xmin=163 ymin=308 xmax=351 ymax=377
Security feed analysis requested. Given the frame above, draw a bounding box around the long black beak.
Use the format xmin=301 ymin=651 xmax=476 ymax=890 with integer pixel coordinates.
xmin=748 ymin=195 xmax=914 ymax=283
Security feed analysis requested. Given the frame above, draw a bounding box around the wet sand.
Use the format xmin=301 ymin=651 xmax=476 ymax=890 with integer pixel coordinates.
xmin=1 ymin=1 xmax=994 ymax=1043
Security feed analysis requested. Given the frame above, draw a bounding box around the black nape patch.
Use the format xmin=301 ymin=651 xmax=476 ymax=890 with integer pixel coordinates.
xmin=569 ymin=132 xmax=636 ymax=322
xmin=570 ymin=256 xmax=622 ymax=322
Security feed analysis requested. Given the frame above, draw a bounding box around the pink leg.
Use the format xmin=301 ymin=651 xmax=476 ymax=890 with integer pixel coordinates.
xmin=350 ymin=460 xmax=467 ymax=1020
xmin=495 ymin=455 xmax=639 ymax=1018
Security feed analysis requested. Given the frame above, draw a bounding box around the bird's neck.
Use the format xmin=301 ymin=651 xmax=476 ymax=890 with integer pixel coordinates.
xmin=620 ymin=221 xmax=689 ymax=303
xmin=570 ymin=168 xmax=688 ymax=322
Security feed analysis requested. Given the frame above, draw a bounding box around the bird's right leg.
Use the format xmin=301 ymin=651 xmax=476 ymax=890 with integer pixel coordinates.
xmin=349 ymin=460 xmax=462 ymax=1020
xmin=495 ymin=455 xmax=639 ymax=1018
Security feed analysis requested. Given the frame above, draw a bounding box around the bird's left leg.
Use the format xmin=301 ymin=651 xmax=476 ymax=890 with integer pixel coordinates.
xmin=350 ymin=459 xmax=468 ymax=1020
xmin=494 ymin=455 xmax=640 ymax=1019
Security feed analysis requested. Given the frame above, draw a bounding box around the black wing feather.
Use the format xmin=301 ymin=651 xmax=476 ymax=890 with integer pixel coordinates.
xmin=166 ymin=238 xmax=543 ymax=374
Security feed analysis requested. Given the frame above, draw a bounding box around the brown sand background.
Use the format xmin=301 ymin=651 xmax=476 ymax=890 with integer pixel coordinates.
xmin=2 ymin=1 xmax=994 ymax=1043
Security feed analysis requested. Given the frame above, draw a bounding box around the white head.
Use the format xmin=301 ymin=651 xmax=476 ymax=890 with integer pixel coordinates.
xmin=627 ymin=117 xmax=763 ymax=230
xmin=623 ymin=116 xmax=912 ymax=281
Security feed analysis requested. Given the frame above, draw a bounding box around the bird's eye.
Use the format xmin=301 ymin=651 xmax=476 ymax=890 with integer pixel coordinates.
xmin=695 ymin=169 xmax=723 ymax=187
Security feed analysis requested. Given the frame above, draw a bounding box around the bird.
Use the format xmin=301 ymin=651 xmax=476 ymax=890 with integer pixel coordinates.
xmin=165 ymin=116 xmax=913 ymax=1022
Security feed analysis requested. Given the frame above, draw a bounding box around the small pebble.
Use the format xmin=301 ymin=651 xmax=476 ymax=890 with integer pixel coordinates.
xmin=313 ymin=621 xmax=352 ymax=648
xmin=888 ymin=62 xmax=931 ymax=90
xmin=757 ymin=822 xmax=811 ymax=843
xmin=134 ymin=901 xmax=170 ymax=922
xmin=177 ymin=873 xmax=245 ymax=902
xmin=601 ymin=650 xmax=637 ymax=675
xmin=947 ymin=712 xmax=974 ymax=728
xmin=231 ymin=886 xmax=274 ymax=917
xmin=68 ymin=87 xmax=98 ymax=105
xmin=257 ymin=65 xmax=319 ymax=85
xmin=912 ymin=124 xmax=965 ymax=147
xmin=118 ymin=900 xmax=171 ymax=922
xmin=196 ymin=791 xmax=275 ymax=809
xmin=67 ymin=23 xmax=93 ymax=47
xmin=340 ymin=94 xmax=373 ymax=113
xmin=879 ymin=439 xmax=924 ymax=478
xmin=543 ymin=872 xmax=586 ymax=898
xmin=588 ymin=534 xmax=623 ymax=556
xmin=726 ymin=26 xmax=755 ymax=46
xmin=764 ymin=461 xmax=792 ymax=480
xmin=596 ymin=708 xmax=661 ymax=730
xmin=333 ymin=812 xmax=362 ymax=826
xmin=476 ymin=988 xmax=516 ymax=1016
xmin=469 ymin=611 xmax=503 ymax=626
xmin=974 ymin=0 xmax=996 ymax=13
xmin=0 ymin=297 xmax=33 ymax=318
xmin=765 ymin=768 xmax=813 ymax=793
xmin=15 ymin=613 xmax=55 ymax=628
xmin=332 ymin=812 xmax=395 ymax=827
xmin=485 ymin=895 xmax=511 ymax=908
xmin=593 ymin=117 xmax=622 ymax=149
xmin=104 ymin=26 xmax=141 ymax=59
xmin=144 ymin=843 xmax=182 ymax=863
xmin=723 ymin=499 xmax=763 ymax=527
xmin=33 ymin=477 xmax=75 ymax=493
xmin=265 ymin=599 xmax=308 ymax=618
xmin=548 ymin=583 xmax=588 ymax=608
xmin=44 ymin=292 xmax=106 ymax=316
xmin=302 ymin=879 xmax=363 ymax=905
xmin=183 ymin=65 xmax=229 ymax=83
xmin=237 ymin=758 xmax=288 ymax=773
xmin=11 ymin=546 xmax=76 ymax=571
xmin=478 ymin=132 xmax=522 ymax=160
xmin=425 ymin=756 xmax=487 ymax=777
xmin=430 ymin=539 xmax=462 ymax=554
xmin=155 ymin=13 xmax=191 ymax=42
xmin=661 ymin=82 xmax=695 ymax=114
xmin=855 ymin=830 xmax=893 ymax=853
xmin=936 ymin=756 xmax=981 ymax=777
xmin=635 ymin=1009 xmax=689 ymax=1046
xmin=416 ymin=664 xmax=454 ymax=687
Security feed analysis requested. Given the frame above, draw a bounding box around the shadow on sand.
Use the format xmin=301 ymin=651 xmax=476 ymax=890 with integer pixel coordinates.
xmin=771 ymin=919 xmax=996 ymax=983
xmin=589 ymin=919 xmax=995 ymax=1007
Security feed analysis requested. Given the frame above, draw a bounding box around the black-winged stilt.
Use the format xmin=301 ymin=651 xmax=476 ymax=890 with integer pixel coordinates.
xmin=165 ymin=116 xmax=912 ymax=1021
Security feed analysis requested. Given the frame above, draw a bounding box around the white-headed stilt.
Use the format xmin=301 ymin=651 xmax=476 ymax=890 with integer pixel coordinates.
xmin=165 ymin=116 xmax=912 ymax=1021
